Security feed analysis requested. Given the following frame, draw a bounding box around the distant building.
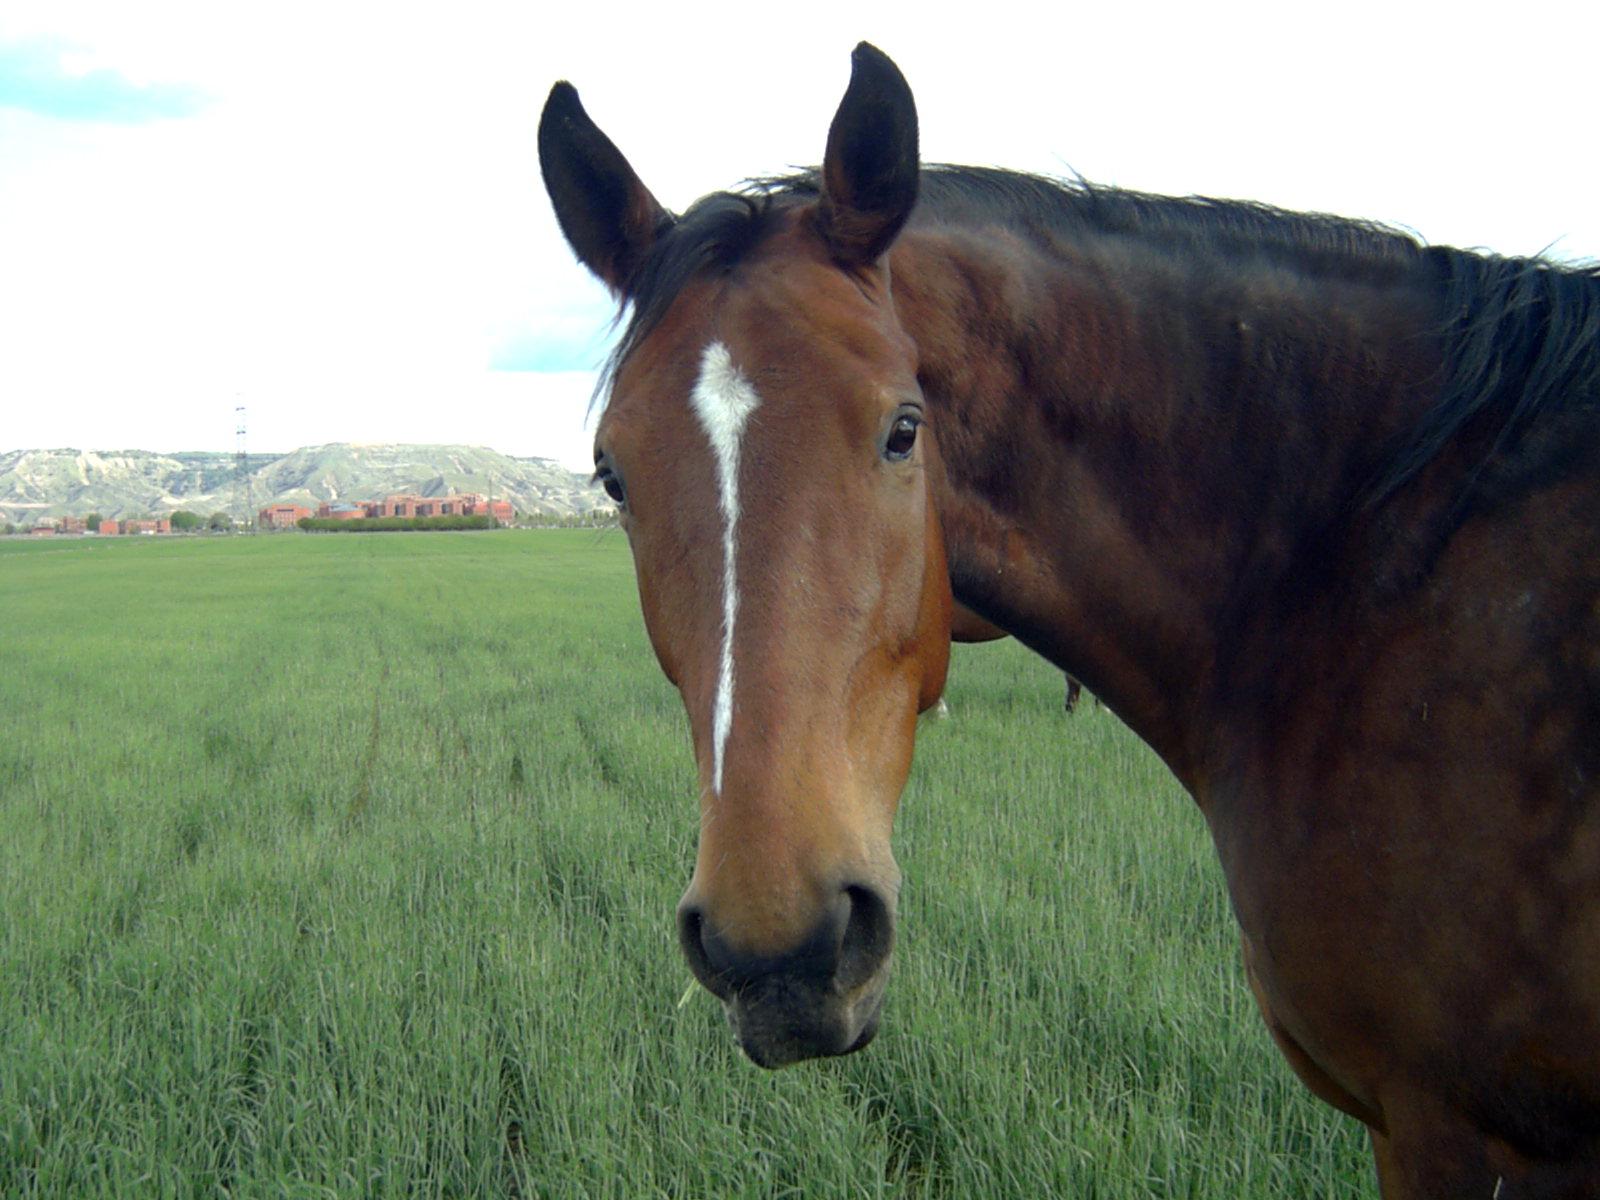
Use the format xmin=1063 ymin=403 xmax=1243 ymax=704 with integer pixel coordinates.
xmin=121 ymin=518 xmax=171 ymax=535
xmin=378 ymin=493 xmax=426 ymax=518
xmin=57 ymin=515 xmax=87 ymax=534
xmin=460 ymin=498 xmax=514 ymax=524
xmin=99 ymin=519 xmax=120 ymax=535
xmin=258 ymin=504 xmax=312 ymax=529
xmin=316 ymin=503 xmax=366 ymax=520
xmin=300 ymin=492 xmax=514 ymax=527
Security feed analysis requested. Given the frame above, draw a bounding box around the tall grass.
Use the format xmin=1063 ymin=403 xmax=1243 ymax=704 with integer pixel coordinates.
xmin=0 ymin=532 xmax=1372 ymax=1196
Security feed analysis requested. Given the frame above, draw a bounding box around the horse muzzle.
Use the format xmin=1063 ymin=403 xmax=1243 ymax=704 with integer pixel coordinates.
xmin=677 ymin=881 xmax=896 ymax=1068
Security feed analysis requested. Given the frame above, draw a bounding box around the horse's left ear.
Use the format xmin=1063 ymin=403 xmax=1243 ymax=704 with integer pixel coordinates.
xmin=539 ymin=81 xmax=674 ymax=297
xmin=818 ymin=43 xmax=920 ymax=269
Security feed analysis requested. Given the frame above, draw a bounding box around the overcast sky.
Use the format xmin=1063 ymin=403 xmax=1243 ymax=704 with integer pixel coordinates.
xmin=3 ymin=1 xmax=1595 ymax=470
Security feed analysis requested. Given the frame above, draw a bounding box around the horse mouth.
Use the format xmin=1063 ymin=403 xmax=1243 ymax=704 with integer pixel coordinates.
xmin=723 ymin=981 xmax=888 ymax=1069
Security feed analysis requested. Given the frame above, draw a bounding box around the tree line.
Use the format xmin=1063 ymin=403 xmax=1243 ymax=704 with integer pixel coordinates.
xmin=295 ymin=514 xmax=498 ymax=532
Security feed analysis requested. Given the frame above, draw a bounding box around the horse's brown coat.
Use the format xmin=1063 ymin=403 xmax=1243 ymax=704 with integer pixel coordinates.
xmin=540 ymin=44 xmax=1600 ymax=1196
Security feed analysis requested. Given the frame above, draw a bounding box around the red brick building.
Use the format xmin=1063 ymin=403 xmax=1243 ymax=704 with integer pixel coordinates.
xmin=99 ymin=519 xmax=120 ymax=535
xmin=258 ymin=505 xmax=312 ymax=530
xmin=438 ymin=493 xmax=514 ymax=524
xmin=442 ymin=493 xmax=486 ymax=515
xmin=301 ymin=492 xmax=515 ymax=525
xmin=316 ymin=503 xmax=366 ymax=520
xmin=120 ymin=518 xmax=172 ymax=535
xmin=378 ymin=493 xmax=426 ymax=518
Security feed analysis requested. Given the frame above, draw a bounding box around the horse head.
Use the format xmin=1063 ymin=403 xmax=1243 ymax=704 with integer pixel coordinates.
xmin=540 ymin=44 xmax=951 ymax=1066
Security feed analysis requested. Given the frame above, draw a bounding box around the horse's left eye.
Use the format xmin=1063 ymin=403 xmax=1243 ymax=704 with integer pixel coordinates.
xmin=884 ymin=414 xmax=919 ymax=461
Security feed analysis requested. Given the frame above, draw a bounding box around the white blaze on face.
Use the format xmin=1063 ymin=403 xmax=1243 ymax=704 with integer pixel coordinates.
xmin=690 ymin=341 xmax=761 ymax=795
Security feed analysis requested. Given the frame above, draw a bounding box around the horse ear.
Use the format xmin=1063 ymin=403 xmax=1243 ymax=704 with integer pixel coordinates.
xmin=818 ymin=43 xmax=920 ymax=268
xmin=539 ymin=82 xmax=673 ymax=297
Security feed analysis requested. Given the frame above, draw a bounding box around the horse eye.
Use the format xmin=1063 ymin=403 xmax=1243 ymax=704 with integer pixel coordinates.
xmin=884 ymin=414 xmax=919 ymax=461
xmin=593 ymin=453 xmax=627 ymax=508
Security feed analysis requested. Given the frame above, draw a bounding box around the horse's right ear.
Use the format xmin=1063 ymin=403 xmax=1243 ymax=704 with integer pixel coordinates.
xmin=539 ymin=82 xmax=673 ymax=297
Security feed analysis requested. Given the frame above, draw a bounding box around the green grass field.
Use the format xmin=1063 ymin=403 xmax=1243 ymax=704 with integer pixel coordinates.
xmin=0 ymin=531 xmax=1373 ymax=1197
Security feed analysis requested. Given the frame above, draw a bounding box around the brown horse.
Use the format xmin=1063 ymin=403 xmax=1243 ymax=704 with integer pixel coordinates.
xmin=539 ymin=44 xmax=1600 ymax=1197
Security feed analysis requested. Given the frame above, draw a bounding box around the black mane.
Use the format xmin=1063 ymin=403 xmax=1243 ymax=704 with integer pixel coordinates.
xmin=1372 ymin=245 xmax=1600 ymax=507
xmin=606 ymin=165 xmax=1600 ymax=505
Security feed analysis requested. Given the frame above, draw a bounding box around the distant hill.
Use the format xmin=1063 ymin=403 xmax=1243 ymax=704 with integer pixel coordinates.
xmin=0 ymin=444 xmax=608 ymax=523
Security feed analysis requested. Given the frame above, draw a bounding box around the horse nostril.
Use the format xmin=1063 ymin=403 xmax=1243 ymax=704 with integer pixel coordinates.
xmin=836 ymin=884 xmax=894 ymax=993
xmin=677 ymin=903 xmax=727 ymax=998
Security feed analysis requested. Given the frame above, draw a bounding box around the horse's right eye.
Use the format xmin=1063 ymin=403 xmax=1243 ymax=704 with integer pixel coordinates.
xmin=594 ymin=451 xmax=627 ymax=508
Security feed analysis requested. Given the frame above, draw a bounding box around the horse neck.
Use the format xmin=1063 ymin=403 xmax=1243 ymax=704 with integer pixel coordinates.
xmin=893 ymin=222 xmax=1441 ymax=788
